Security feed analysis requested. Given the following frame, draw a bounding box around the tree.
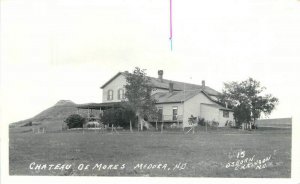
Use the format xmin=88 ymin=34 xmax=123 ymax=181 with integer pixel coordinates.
xmin=64 ymin=114 xmax=86 ymax=129
xmin=100 ymin=107 xmax=136 ymax=129
xmin=124 ymin=67 xmax=158 ymax=130
xmin=219 ymin=78 xmax=279 ymax=128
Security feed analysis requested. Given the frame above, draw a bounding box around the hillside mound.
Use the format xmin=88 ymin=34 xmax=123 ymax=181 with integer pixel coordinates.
xmin=10 ymin=100 xmax=82 ymax=131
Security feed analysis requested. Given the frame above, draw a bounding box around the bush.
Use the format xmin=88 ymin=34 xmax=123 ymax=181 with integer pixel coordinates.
xmin=65 ymin=114 xmax=86 ymax=129
xmin=87 ymin=123 xmax=96 ymax=128
xmin=188 ymin=115 xmax=197 ymax=126
xmin=251 ymin=124 xmax=258 ymax=129
xmin=197 ymin=118 xmax=219 ymax=128
xmin=211 ymin=120 xmax=219 ymax=127
xmin=197 ymin=117 xmax=206 ymax=126
xmin=225 ymin=120 xmax=234 ymax=127
xmin=89 ymin=114 xmax=97 ymax=121
xmin=100 ymin=107 xmax=136 ymax=129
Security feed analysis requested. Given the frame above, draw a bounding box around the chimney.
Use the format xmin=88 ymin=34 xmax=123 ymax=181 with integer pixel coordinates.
xmin=202 ymin=80 xmax=205 ymax=88
xmin=169 ymin=82 xmax=174 ymax=93
xmin=158 ymin=70 xmax=164 ymax=81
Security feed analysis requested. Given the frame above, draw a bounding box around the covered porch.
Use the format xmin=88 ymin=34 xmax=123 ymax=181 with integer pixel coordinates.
xmin=76 ymin=102 xmax=122 ymax=122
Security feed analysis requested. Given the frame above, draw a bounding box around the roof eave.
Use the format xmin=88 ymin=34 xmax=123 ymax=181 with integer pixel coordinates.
xmin=155 ymin=101 xmax=182 ymax=104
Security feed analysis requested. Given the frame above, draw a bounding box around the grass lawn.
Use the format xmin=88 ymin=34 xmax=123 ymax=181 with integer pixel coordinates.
xmin=9 ymin=127 xmax=291 ymax=177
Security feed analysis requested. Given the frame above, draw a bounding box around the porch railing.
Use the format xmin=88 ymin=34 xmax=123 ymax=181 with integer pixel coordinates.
xmin=150 ymin=115 xmax=183 ymax=122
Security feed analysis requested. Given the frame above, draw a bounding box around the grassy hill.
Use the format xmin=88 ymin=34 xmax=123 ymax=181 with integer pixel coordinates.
xmin=10 ymin=100 xmax=85 ymax=132
xmin=256 ymin=118 xmax=292 ymax=128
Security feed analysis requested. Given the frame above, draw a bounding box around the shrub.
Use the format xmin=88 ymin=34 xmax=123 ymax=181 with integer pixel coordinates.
xmin=188 ymin=115 xmax=197 ymax=126
xmin=197 ymin=117 xmax=206 ymax=126
xmin=197 ymin=118 xmax=219 ymax=128
xmin=211 ymin=120 xmax=219 ymax=127
xmin=65 ymin=114 xmax=86 ymax=129
xmin=100 ymin=107 xmax=136 ymax=129
xmin=225 ymin=120 xmax=234 ymax=127
xmin=87 ymin=123 xmax=97 ymax=128
xmin=89 ymin=114 xmax=96 ymax=121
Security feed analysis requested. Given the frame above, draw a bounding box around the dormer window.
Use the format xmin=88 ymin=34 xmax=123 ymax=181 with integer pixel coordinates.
xmin=118 ymin=88 xmax=125 ymax=100
xmin=107 ymin=90 xmax=113 ymax=100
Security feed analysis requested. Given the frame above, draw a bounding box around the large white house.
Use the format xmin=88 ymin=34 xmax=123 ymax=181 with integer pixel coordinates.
xmin=78 ymin=70 xmax=234 ymax=128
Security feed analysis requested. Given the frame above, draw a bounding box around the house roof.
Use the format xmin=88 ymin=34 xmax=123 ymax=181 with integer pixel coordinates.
xmin=100 ymin=72 xmax=124 ymax=89
xmin=201 ymin=103 xmax=233 ymax=111
xmin=152 ymin=89 xmax=222 ymax=105
xmin=100 ymin=72 xmax=221 ymax=96
xmin=152 ymin=90 xmax=201 ymax=104
xmin=147 ymin=75 xmax=220 ymax=96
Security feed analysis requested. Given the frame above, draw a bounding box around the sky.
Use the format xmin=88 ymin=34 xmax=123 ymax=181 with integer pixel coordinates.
xmin=1 ymin=0 xmax=300 ymax=124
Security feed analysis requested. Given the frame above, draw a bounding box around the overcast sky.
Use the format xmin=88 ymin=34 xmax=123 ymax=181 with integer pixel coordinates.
xmin=1 ymin=0 xmax=300 ymax=124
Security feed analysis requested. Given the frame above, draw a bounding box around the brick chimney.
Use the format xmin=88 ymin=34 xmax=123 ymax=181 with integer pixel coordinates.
xmin=158 ymin=70 xmax=163 ymax=81
xmin=169 ymin=82 xmax=174 ymax=93
xmin=202 ymin=80 xmax=205 ymax=88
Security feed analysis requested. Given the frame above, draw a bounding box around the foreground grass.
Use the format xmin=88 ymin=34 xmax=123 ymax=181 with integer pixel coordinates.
xmin=9 ymin=127 xmax=291 ymax=177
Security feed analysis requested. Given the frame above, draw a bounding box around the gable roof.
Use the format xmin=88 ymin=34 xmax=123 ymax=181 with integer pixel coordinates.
xmin=100 ymin=72 xmax=123 ymax=89
xmin=100 ymin=72 xmax=221 ymax=96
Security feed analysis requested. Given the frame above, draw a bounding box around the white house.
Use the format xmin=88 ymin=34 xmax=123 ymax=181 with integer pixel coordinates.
xmin=77 ymin=70 xmax=235 ymax=128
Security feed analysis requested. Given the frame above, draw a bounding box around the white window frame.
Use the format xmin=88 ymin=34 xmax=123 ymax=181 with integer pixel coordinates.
xmin=118 ymin=88 xmax=125 ymax=100
xmin=107 ymin=89 xmax=113 ymax=100
xmin=172 ymin=106 xmax=178 ymax=121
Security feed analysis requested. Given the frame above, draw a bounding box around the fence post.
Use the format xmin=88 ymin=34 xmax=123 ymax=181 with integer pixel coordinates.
xmin=82 ymin=122 xmax=84 ymax=134
xmin=156 ymin=121 xmax=158 ymax=131
xmin=161 ymin=121 xmax=164 ymax=134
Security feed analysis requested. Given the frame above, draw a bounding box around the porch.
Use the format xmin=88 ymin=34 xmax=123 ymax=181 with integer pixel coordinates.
xmin=76 ymin=102 xmax=122 ymax=122
xmin=149 ymin=115 xmax=184 ymax=129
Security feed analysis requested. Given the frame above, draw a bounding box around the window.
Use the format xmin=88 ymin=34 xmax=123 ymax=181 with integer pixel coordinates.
xmin=158 ymin=107 xmax=163 ymax=121
xmin=107 ymin=90 xmax=113 ymax=100
xmin=118 ymin=88 xmax=125 ymax=100
xmin=223 ymin=111 xmax=229 ymax=118
xmin=172 ymin=106 xmax=178 ymax=121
